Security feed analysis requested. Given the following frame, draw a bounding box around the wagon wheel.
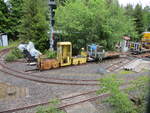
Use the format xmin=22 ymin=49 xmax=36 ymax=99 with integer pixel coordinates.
xmin=52 ymin=61 xmax=59 ymax=68
xmin=98 ymin=57 xmax=102 ymax=63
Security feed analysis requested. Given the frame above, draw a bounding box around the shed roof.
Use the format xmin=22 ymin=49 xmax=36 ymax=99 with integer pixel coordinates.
xmin=123 ymin=36 xmax=130 ymax=40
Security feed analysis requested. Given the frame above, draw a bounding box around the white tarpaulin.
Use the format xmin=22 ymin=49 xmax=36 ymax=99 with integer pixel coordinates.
xmin=18 ymin=42 xmax=42 ymax=58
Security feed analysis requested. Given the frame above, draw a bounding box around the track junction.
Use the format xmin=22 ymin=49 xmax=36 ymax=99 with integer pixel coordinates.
xmin=0 ymin=48 xmax=149 ymax=113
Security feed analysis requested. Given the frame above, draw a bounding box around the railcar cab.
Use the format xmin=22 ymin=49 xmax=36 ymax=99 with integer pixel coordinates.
xmin=57 ymin=42 xmax=72 ymax=66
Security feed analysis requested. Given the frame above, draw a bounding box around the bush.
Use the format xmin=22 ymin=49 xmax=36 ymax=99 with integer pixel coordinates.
xmin=44 ymin=50 xmax=57 ymax=59
xmin=36 ymin=99 xmax=65 ymax=113
xmin=5 ymin=53 xmax=18 ymax=62
xmin=127 ymin=75 xmax=150 ymax=113
xmin=5 ymin=48 xmax=24 ymax=62
xmin=98 ymin=74 xmax=136 ymax=113
xmin=11 ymin=48 xmax=24 ymax=59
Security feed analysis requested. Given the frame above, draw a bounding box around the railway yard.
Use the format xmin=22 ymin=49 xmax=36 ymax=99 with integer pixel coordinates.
xmin=1 ymin=0 xmax=150 ymax=112
xmin=0 ymin=48 xmax=149 ymax=113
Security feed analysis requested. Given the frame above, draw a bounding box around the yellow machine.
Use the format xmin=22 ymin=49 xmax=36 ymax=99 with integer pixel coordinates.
xmin=57 ymin=42 xmax=72 ymax=66
xmin=38 ymin=42 xmax=87 ymax=70
xmin=142 ymin=32 xmax=150 ymax=49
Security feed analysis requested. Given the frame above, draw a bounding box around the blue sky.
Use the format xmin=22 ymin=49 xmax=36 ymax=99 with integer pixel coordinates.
xmin=119 ymin=0 xmax=150 ymax=7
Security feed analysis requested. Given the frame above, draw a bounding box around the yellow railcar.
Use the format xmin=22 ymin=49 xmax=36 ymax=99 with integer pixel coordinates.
xmin=142 ymin=32 xmax=150 ymax=49
xmin=38 ymin=42 xmax=87 ymax=70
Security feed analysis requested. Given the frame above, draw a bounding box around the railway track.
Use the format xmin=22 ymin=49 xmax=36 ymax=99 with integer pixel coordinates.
xmin=0 ymin=89 xmax=109 ymax=113
xmin=0 ymin=48 xmax=141 ymax=113
xmin=0 ymin=49 xmax=99 ymax=86
xmin=0 ymin=82 xmax=131 ymax=113
xmin=0 ymin=48 xmax=134 ymax=86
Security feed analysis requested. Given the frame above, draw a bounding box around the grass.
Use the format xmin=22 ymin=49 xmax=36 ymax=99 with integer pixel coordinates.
xmin=0 ymin=40 xmax=20 ymax=50
xmin=118 ymin=70 xmax=134 ymax=75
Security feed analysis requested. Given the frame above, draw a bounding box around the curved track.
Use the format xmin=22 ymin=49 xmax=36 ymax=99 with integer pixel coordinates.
xmin=0 ymin=48 xmax=133 ymax=86
xmin=0 ymin=48 xmax=99 ymax=86
xmin=0 ymin=48 xmax=137 ymax=113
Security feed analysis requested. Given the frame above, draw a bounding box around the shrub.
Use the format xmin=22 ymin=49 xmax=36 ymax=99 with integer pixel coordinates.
xmin=36 ymin=99 xmax=65 ymax=113
xmin=127 ymin=75 xmax=150 ymax=113
xmin=11 ymin=48 xmax=24 ymax=59
xmin=44 ymin=50 xmax=57 ymax=59
xmin=5 ymin=53 xmax=18 ymax=62
xmin=5 ymin=48 xmax=24 ymax=62
xmin=98 ymin=74 xmax=136 ymax=113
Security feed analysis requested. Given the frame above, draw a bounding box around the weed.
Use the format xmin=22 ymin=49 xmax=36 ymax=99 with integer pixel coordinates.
xmin=5 ymin=48 xmax=24 ymax=62
xmin=36 ymin=99 xmax=65 ymax=113
xmin=44 ymin=50 xmax=57 ymax=59
xmin=98 ymin=74 xmax=136 ymax=113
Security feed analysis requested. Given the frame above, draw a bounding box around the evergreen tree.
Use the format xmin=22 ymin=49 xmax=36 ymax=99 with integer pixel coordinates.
xmin=0 ymin=0 xmax=9 ymax=33
xmin=143 ymin=6 xmax=150 ymax=31
xmin=8 ymin=0 xmax=24 ymax=40
xmin=20 ymin=0 xmax=50 ymax=52
xmin=125 ymin=4 xmax=134 ymax=17
xmin=133 ymin=4 xmax=145 ymax=34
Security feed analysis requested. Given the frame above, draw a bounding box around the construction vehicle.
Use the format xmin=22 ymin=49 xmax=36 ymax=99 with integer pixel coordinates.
xmin=86 ymin=44 xmax=105 ymax=61
xmin=38 ymin=42 xmax=87 ymax=70
xmin=86 ymin=44 xmax=120 ymax=61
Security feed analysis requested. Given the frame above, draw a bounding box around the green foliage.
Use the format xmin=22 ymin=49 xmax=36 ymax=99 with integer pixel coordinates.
xmin=5 ymin=48 xmax=24 ymax=62
xmin=7 ymin=0 xmax=24 ymax=40
xmin=0 ymin=0 xmax=9 ymax=33
xmin=19 ymin=0 xmax=49 ymax=52
xmin=5 ymin=52 xmax=17 ymax=62
xmin=44 ymin=50 xmax=57 ymax=59
xmin=127 ymin=75 xmax=150 ymax=113
xmin=143 ymin=6 xmax=150 ymax=31
xmin=118 ymin=70 xmax=134 ymax=75
xmin=98 ymin=74 xmax=136 ymax=113
xmin=0 ymin=40 xmax=20 ymax=50
xmin=125 ymin=4 xmax=150 ymax=39
xmin=55 ymin=0 xmax=138 ymax=52
xmin=36 ymin=99 xmax=65 ymax=113
xmin=11 ymin=48 xmax=24 ymax=58
xmin=133 ymin=4 xmax=145 ymax=35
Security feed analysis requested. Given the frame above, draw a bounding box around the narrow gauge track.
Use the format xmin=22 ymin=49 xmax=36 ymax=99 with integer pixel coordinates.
xmin=0 ymin=89 xmax=110 ymax=113
xmin=0 ymin=48 xmax=133 ymax=86
xmin=107 ymin=59 xmax=131 ymax=72
xmin=0 ymin=49 xmax=135 ymax=113
xmin=0 ymin=83 xmax=130 ymax=113
xmin=0 ymin=49 xmax=98 ymax=85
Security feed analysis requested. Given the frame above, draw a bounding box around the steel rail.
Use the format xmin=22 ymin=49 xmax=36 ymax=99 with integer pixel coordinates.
xmin=0 ymin=89 xmax=106 ymax=113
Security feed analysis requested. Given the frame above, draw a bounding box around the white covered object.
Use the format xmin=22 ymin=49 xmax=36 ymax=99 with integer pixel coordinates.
xmin=18 ymin=41 xmax=42 ymax=58
xmin=27 ymin=42 xmax=35 ymax=52
xmin=26 ymin=42 xmax=42 ymax=58
xmin=18 ymin=44 xmax=27 ymax=52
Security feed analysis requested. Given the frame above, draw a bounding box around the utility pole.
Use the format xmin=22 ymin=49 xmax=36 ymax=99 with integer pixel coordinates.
xmin=48 ymin=0 xmax=56 ymax=51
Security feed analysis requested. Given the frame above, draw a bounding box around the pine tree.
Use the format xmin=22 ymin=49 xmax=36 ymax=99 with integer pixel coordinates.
xmin=0 ymin=0 xmax=9 ymax=33
xmin=133 ymin=4 xmax=145 ymax=34
xmin=125 ymin=4 xmax=134 ymax=17
xmin=143 ymin=6 xmax=150 ymax=31
xmin=20 ymin=0 xmax=50 ymax=52
xmin=8 ymin=0 xmax=24 ymax=40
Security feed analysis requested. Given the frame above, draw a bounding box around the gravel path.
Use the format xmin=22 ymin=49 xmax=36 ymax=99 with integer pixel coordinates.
xmin=0 ymin=56 xmax=149 ymax=113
